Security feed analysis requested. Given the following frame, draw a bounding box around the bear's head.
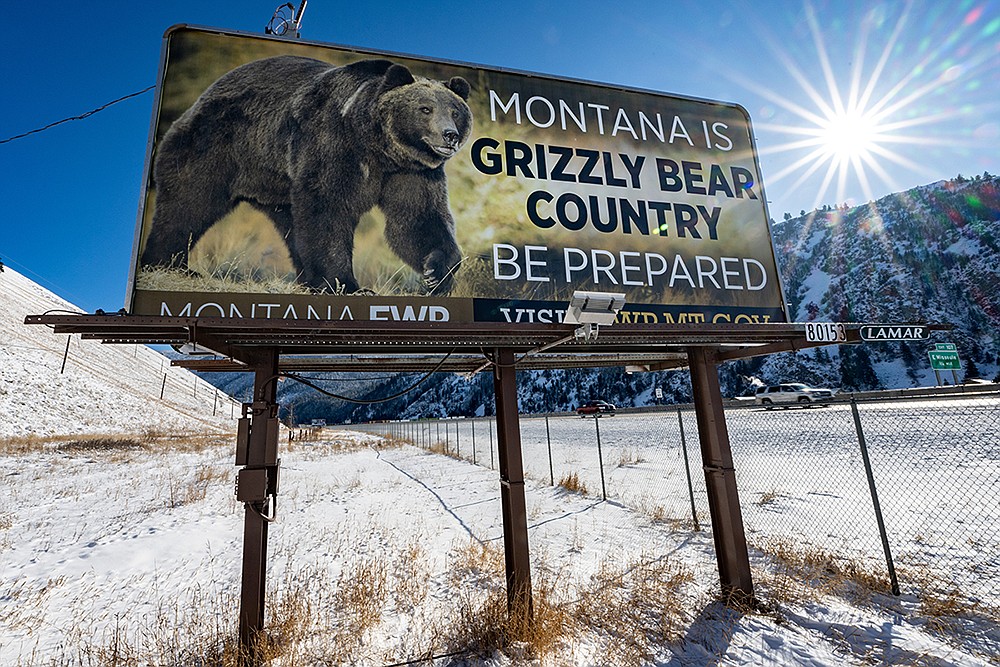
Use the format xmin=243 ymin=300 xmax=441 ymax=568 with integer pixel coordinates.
xmin=376 ymin=64 xmax=473 ymax=170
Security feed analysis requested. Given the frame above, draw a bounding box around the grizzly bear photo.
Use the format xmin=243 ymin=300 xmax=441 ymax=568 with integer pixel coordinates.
xmin=141 ymin=56 xmax=473 ymax=294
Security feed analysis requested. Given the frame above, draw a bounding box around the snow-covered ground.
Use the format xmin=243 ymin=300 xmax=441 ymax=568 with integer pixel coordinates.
xmin=3 ymin=433 xmax=997 ymax=665
xmin=0 ymin=267 xmax=238 ymax=438
xmin=369 ymin=404 xmax=1000 ymax=612
xmin=1 ymin=267 xmax=997 ymax=665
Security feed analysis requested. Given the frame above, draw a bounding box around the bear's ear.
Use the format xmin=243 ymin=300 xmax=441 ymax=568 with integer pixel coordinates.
xmin=447 ymin=76 xmax=471 ymax=101
xmin=383 ymin=64 xmax=415 ymax=90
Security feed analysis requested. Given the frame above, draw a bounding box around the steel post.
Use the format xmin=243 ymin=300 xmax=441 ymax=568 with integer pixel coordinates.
xmin=545 ymin=415 xmax=553 ymax=486
xmin=687 ymin=346 xmax=753 ymax=600
xmin=594 ymin=415 xmax=607 ymax=500
xmin=238 ymin=348 xmax=280 ymax=665
xmin=677 ymin=408 xmax=701 ymax=531
xmin=493 ymin=349 xmax=533 ymax=619
xmin=850 ymin=399 xmax=900 ymax=595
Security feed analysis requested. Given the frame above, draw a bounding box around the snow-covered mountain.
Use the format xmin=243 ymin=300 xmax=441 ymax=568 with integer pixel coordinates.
xmin=0 ymin=266 xmax=237 ymax=438
xmin=187 ymin=174 xmax=1000 ymax=423
xmin=761 ymin=173 xmax=1000 ymax=390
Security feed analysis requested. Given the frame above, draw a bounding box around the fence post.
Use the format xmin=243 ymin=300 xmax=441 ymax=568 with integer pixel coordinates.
xmin=850 ymin=398 xmax=901 ymax=595
xmin=60 ymin=335 xmax=71 ymax=374
xmin=545 ymin=415 xmax=554 ymax=486
xmin=677 ymin=408 xmax=701 ymax=531
xmin=594 ymin=416 xmax=607 ymax=501
xmin=471 ymin=419 xmax=477 ymax=465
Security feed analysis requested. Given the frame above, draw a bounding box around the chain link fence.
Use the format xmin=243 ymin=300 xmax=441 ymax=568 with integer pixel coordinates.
xmin=361 ymin=389 xmax=999 ymax=610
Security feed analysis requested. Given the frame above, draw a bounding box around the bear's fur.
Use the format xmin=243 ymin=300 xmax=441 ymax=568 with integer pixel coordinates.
xmin=141 ymin=56 xmax=472 ymax=294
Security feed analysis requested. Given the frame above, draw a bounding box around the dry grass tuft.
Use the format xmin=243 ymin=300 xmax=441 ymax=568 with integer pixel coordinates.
xmin=919 ymin=588 xmax=968 ymax=634
xmin=556 ymin=471 xmax=588 ymax=495
xmin=445 ymin=582 xmax=570 ymax=660
xmin=616 ymin=447 xmax=646 ymax=467
xmin=0 ymin=430 xmax=233 ymax=457
xmin=755 ymin=538 xmax=893 ymax=605
xmin=167 ymin=464 xmax=231 ymax=508
xmin=757 ymin=489 xmax=780 ymax=506
xmin=56 ymin=437 xmax=147 ymax=453
xmin=441 ymin=541 xmax=571 ymax=661
xmin=573 ymin=556 xmax=694 ymax=666
xmin=428 ymin=439 xmax=463 ymax=460
xmin=449 ymin=539 xmax=505 ymax=588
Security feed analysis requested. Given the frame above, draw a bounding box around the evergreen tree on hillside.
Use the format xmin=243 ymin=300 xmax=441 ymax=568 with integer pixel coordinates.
xmin=839 ymin=346 xmax=881 ymax=390
xmin=964 ymin=356 xmax=981 ymax=381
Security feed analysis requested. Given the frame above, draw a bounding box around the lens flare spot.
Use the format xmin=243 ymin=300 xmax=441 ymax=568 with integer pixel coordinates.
xmin=964 ymin=6 xmax=984 ymax=25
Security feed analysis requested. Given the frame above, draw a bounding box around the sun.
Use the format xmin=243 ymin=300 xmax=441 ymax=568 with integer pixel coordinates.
xmin=817 ymin=107 xmax=881 ymax=165
xmin=732 ymin=1 xmax=980 ymax=215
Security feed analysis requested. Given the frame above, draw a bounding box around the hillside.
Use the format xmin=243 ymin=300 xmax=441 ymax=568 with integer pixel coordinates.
xmin=761 ymin=173 xmax=1000 ymax=389
xmin=0 ymin=267 xmax=237 ymax=438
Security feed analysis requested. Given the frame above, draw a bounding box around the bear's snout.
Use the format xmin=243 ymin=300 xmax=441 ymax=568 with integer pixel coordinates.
xmin=442 ymin=128 xmax=460 ymax=147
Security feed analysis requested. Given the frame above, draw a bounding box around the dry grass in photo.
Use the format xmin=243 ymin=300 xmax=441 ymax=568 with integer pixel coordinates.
xmin=757 ymin=489 xmax=780 ymax=506
xmin=573 ymin=556 xmax=694 ymax=666
xmin=616 ymin=447 xmax=646 ymax=467
xmin=428 ymin=439 xmax=464 ymax=461
xmin=557 ymin=471 xmax=588 ymax=496
xmin=753 ymin=538 xmax=894 ymax=606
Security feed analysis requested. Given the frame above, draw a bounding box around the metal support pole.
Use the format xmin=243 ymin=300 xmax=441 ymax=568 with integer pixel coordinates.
xmin=687 ymin=346 xmax=753 ymax=601
xmin=678 ymin=408 xmax=701 ymax=531
xmin=489 ymin=417 xmax=495 ymax=470
xmin=545 ymin=415 xmax=554 ymax=486
xmin=456 ymin=421 xmax=461 ymax=459
xmin=471 ymin=419 xmax=477 ymax=465
xmin=594 ymin=415 xmax=607 ymax=500
xmin=237 ymin=348 xmax=281 ymax=665
xmin=60 ymin=335 xmax=71 ymax=374
xmin=850 ymin=399 xmax=900 ymax=595
xmin=493 ymin=348 xmax=533 ymax=620
xmin=160 ymin=373 xmax=167 ymax=400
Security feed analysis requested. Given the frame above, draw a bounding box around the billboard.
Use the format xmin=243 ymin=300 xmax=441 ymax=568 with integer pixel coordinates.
xmin=129 ymin=26 xmax=788 ymax=325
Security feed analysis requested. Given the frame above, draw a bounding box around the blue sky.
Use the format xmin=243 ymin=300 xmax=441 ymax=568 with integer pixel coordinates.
xmin=2 ymin=0 xmax=997 ymax=312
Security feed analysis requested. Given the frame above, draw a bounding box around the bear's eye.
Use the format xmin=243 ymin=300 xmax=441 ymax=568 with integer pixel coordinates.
xmin=420 ymin=106 xmax=433 ymax=115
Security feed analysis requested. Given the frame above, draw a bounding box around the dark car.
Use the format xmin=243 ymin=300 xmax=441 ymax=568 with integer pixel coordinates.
xmin=576 ymin=400 xmax=616 ymax=417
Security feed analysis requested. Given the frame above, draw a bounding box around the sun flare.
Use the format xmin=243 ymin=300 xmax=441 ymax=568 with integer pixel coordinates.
xmin=817 ymin=108 xmax=881 ymax=164
xmin=737 ymin=1 xmax=991 ymax=216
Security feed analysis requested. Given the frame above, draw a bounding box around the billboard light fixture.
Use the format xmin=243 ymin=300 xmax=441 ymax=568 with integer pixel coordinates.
xmin=564 ymin=290 xmax=626 ymax=326
xmin=565 ymin=290 xmax=625 ymax=342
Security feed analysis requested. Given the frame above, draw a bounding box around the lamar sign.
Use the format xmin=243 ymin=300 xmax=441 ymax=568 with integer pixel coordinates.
xmin=859 ymin=324 xmax=930 ymax=341
xmin=128 ymin=26 xmax=787 ymax=325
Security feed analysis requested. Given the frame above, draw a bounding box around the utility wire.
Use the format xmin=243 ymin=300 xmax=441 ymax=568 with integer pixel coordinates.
xmin=0 ymin=85 xmax=155 ymax=145
xmin=275 ymin=349 xmax=458 ymax=403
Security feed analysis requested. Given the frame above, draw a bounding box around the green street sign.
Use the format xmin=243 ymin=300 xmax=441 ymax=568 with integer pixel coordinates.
xmin=928 ymin=350 xmax=961 ymax=370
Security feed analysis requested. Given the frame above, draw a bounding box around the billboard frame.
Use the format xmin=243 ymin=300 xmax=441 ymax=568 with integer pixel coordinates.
xmin=126 ymin=24 xmax=792 ymax=326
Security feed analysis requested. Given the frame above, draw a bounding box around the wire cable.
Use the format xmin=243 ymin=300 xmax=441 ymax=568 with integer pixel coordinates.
xmin=0 ymin=85 xmax=155 ymax=145
xmin=272 ymin=349 xmax=459 ymax=403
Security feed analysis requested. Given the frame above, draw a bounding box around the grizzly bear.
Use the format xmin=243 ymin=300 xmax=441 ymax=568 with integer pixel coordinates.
xmin=141 ymin=56 xmax=472 ymax=294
